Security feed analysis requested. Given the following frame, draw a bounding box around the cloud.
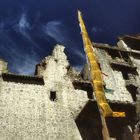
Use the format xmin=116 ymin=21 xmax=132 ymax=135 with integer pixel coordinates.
xmin=12 ymin=13 xmax=41 ymax=49
xmin=0 ymin=33 xmax=40 ymax=75
xmin=43 ymin=20 xmax=86 ymax=61
xmin=11 ymin=55 xmax=39 ymax=75
xmin=0 ymin=12 xmax=43 ymax=75
xmin=13 ymin=13 xmax=31 ymax=37
xmin=18 ymin=13 xmax=30 ymax=30
xmin=43 ymin=21 xmax=68 ymax=43
xmin=8 ymin=49 xmax=39 ymax=75
xmin=0 ymin=18 xmax=85 ymax=75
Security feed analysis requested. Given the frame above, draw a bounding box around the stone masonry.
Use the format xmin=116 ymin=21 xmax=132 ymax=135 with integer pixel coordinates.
xmin=0 ymin=36 xmax=140 ymax=139
xmin=0 ymin=45 xmax=88 ymax=140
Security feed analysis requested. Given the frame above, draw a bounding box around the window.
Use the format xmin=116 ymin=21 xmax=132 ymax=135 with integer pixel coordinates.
xmin=107 ymin=50 xmax=121 ymax=59
xmin=122 ymin=70 xmax=129 ymax=80
xmin=50 ymin=91 xmax=57 ymax=101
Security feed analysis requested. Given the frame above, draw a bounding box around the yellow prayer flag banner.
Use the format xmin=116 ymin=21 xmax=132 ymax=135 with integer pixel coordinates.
xmin=113 ymin=112 xmax=126 ymax=117
xmin=78 ymin=10 xmax=125 ymax=118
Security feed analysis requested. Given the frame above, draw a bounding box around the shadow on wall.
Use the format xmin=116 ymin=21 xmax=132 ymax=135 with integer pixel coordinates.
xmin=75 ymin=101 xmax=136 ymax=140
xmin=75 ymin=101 xmax=103 ymax=140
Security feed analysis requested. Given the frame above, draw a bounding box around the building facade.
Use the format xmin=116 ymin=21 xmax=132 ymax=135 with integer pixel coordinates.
xmin=0 ymin=35 xmax=140 ymax=140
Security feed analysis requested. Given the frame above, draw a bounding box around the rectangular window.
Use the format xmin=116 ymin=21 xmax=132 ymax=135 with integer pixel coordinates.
xmin=50 ymin=91 xmax=57 ymax=101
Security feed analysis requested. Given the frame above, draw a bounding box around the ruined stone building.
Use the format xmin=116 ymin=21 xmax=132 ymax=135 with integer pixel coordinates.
xmin=0 ymin=35 xmax=140 ymax=140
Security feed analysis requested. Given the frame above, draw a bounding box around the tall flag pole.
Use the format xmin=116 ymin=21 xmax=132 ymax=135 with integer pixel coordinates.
xmin=77 ymin=10 xmax=125 ymax=140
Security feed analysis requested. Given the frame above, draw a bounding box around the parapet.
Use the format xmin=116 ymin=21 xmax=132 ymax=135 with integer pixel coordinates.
xmin=35 ymin=44 xmax=69 ymax=76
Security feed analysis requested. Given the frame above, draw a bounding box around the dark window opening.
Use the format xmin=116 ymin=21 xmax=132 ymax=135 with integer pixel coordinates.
xmin=110 ymin=62 xmax=137 ymax=72
xmin=107 ymin=49 xmax=132 ymax=65
xmin=98 ymin=62 xmax=101 ymax=69
xmin=133 ymin=55 xmax=140 ymax=60
xmin=76 ymin=100 xmax=136 ymax=140
xmin=123 ymin=37 xmax=140 ymax=51
xmin=50 ymin=91 xmax=57 ymax=101
xmin=54 ymin=59 xmax=58 ymax=63
xmin=87 ymin=89 xmax=94 ymax=99
xmin=75 ymin=101 xmax=103 ymax=140
xmin=42 ymin=62 xmax=46 ymax=67
xmin=107 ymin=50 xmax=121 ymax=59
xmin=72 ymin=81 xmax=93 ymax=99
xmin=130 ymin=70 xmax=139 ymax=76
xmin=126 ymin=86 xmax=138 ymax=102
xmin=119 ymin=52 xmax=132 ymax=64
xmin=106 ymin=103 xmax=136 ymax=140
xmin=122 ymin=70 xmax=129 ymax=80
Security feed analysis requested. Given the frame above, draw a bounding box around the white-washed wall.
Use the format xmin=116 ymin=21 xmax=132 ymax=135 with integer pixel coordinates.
xmin=0 ymin=45 xmax=88 ymax=140
xmin=94 ymin=48 xmax=133 ymax=103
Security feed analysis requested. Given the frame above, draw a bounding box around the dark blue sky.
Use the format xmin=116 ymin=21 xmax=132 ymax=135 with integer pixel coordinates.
xmin=0 ymin=0 xmax=140 ymax=74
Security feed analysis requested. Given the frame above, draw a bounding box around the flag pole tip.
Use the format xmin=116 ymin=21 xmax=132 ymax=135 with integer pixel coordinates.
xmin=78 ymin=10 xmax=81 ymax=15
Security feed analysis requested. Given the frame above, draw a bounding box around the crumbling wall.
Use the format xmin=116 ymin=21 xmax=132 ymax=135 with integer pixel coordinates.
xmin=41 ymin=45 xmax=89 ymax=120
xmin=0 ymin=45 xmax=89 ymax=140
xmin=94 ymin=48 xmax=133 ymax=103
